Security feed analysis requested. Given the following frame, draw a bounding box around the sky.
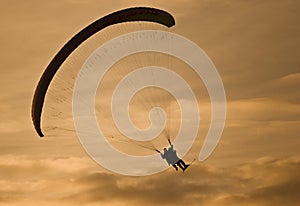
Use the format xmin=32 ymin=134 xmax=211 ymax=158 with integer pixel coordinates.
xmin=0 ymin=0 xmax=300 ymax=205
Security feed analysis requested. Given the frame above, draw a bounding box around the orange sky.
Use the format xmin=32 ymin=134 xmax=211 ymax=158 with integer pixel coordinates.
xmin=0 ymin=0 xmax=299 ymax=205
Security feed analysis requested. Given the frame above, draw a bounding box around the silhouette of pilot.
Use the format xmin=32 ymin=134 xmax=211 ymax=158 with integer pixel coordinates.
xmin=159 ymin=144 xmax=189 ymax=171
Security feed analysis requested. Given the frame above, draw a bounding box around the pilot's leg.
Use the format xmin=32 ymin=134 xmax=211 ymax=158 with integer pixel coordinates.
xmin=172 ymin=164 xmax=178 ymax=171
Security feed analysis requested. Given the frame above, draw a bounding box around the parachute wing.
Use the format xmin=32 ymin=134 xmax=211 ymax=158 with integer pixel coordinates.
xmin=31 ymin=7 xmax=175 ymax=137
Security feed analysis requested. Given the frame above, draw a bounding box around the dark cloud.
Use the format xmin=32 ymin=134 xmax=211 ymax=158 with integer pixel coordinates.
xmin=0 ymin=155 xmax=299 ymax=206
xmin=59 ymin=156 xmax=300 ymax=206
xmin=221 ymin=178 xmax=300 ymax=206
xmin=63 ymin=168 xmax=219 ymax=205
xmin=251 ymin=179 xmax=300 ymax=205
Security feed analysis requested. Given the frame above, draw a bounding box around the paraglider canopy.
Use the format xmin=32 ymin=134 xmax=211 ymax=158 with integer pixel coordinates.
xmin=31 ymin=7 xmax=175 ymax=137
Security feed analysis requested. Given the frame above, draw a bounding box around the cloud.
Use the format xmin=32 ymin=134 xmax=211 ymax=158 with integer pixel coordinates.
xmin=0 ymin=155 xmax=98 ymax=205
xmin=227 ymin=98 xmax=300 ymax=122
xmin=0 ymin=154 xmax=299 ymax=206
xmin=61 ymin=156 xmax=299 ymax=206
xmin=262 ymin=73 xmax=300 ymax=103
